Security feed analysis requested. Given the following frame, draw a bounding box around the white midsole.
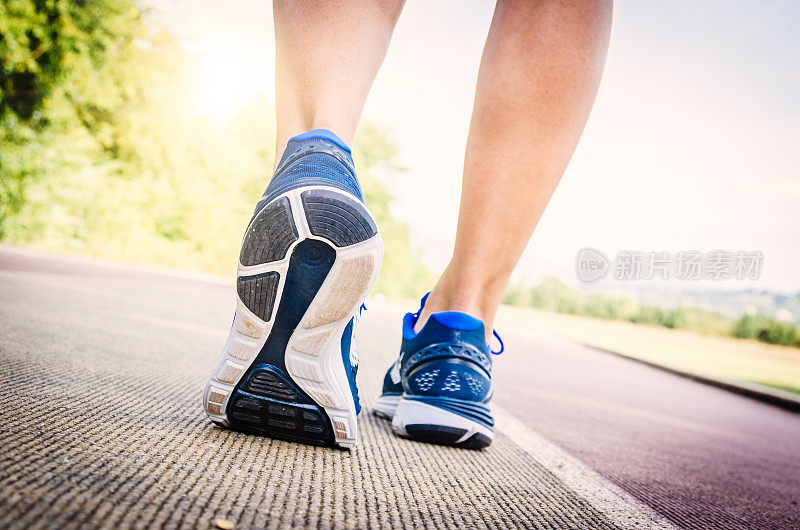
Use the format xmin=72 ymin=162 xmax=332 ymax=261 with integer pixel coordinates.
xmin=391 ymin=398 xmax=494 ymax=445
xmin=372 ymin=394 xmax=402 ymax=419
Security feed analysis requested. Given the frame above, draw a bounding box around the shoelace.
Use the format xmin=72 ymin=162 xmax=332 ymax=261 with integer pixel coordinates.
xmin=411 ymin=293 xmax=430 ymax=320
xmin=490 ymin=329 xmax=504 ymax=355
xmin=413 ymin=292 xmax=505 ymax=355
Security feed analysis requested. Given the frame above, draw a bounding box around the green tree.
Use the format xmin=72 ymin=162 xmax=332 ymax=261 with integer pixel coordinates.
xmin=1 ymin=0 xmax=148 ymax=234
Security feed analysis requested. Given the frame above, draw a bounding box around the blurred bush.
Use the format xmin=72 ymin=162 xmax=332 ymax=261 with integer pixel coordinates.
xmin=735 ymin=314 xmax=799 ymax=346
xmin=734 ymin=314 xmax=765 ymax=340
xmin=505 ymin=277 xmax=799 ymax=348
xmin=759 ymin=320 xmax=798 ymax=346
xmin=0 ymin=0 xmax=432 ymax=297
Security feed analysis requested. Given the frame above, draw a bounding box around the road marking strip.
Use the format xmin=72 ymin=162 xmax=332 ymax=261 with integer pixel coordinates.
xmin=493 ymin=404 xmax=678 ymax=530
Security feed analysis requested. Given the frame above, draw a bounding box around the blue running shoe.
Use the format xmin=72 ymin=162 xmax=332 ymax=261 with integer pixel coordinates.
xmin=204 ymin=129 xmax=383 ymax=448
xmin=374 ymin=294 xmax=502 ymax=449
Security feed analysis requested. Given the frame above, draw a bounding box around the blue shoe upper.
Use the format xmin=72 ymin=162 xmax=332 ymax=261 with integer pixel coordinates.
xmin=262 ymin=128 xmax=363 ymax=205
xmin=341 ymin=316 xmax=361 ymax=415
xmin=381 ymin=295 xmax=495 ymax=407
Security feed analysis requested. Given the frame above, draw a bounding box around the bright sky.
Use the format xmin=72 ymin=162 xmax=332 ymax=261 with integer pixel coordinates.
xmin=152 ymin=0 xmax=800 ymax=293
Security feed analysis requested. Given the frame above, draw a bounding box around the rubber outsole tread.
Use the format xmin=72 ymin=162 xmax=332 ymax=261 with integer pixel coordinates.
xmin=405 ymin=424 xmax=466 ymax=444
xmin=245 ymin=369 xmax=298 ymax=401
xmin=458 ymin=432 xmax=492 ymax=450
xmin=227 ymin=238 xmax=340 ymax=446
xmin=301 ymin=190 xmax=377 ymax=247
xmin=237 ymin=272 xmax=280 ymax=322
xmin=403 ymin=424 xmax=492 ymax=450
xmin=228 ymin=365 xmax=333 ymax=446
xmin=239 ymin=197 xmax=298 ymax=266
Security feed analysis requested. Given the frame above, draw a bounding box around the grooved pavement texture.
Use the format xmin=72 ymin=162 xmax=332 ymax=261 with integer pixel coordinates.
xmin=0 ymin=268 xmax=622 ymax=529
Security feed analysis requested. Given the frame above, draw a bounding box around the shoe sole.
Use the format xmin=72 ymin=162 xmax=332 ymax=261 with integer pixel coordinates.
xmin=391 ymin=397 xmax=494 ymax=450
xmin=372 ymin=393 xmax=401 ymax=420
xmin=203 ymin=186 xmax=383 ymax=448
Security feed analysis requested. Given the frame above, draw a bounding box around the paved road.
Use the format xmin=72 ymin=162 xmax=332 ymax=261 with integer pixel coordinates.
xmin=490 ymin=320 xmax=800 ymax=529
xmin=1 ymin=247 xmax=798 ymax=529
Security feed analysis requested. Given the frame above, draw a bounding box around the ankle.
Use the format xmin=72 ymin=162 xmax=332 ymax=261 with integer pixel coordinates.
xmin=414 ymin=269 xmax=507 ymax=341
xmin=275 ymin=116 xmax=355 ymax=166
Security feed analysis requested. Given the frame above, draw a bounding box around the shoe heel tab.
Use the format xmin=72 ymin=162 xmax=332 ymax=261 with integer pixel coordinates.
xmin=402 ymin=309 xmax=485 ymax=341
xmin=431 ymin=312 xmax=484 ymax=332
xmin=288 ymin=128 xmax=351 ymax=153
xmin=402 ymin=311 xmax=418 ymax=340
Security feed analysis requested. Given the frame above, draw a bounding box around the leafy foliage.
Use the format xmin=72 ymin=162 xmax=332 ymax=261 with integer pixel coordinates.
xmin=1 ymin=0 xmax=146 ymax=229
xmin=0 ymin=1 xmax=431 ymax=298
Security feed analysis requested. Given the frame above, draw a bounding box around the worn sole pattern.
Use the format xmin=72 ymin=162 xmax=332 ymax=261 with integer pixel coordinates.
xmin=204 ymin=187 xmax=383 ymax=448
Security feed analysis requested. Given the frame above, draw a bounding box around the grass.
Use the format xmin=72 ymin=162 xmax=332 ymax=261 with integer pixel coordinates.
xmin=497 ymin=305 xmax=800 ymax=395
xmin=756 ymin=383 xmax=800 ymax=397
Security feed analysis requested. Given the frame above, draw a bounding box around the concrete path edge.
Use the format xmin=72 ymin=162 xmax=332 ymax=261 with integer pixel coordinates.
xmin=582 ymin=344 xmax=800 ymax=414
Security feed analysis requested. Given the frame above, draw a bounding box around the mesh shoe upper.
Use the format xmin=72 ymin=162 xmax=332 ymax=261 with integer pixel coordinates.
xmin=263 ymin=128 xmax=363 ymax=204
xmin=380 ymin=359 xmax=403 ymax=397
xmin=380 ymin=297 xmax=494 ymax=406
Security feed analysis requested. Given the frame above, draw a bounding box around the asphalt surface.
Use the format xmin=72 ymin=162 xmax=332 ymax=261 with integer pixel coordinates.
xmin=490 ymin=322 xmax=800 ymax=529
xmin=1 ymin=247 xmax=798 ymax=529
